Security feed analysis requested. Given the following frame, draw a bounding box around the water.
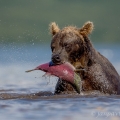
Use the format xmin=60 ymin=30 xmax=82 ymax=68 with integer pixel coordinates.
xmin=0 ymin=44 xmax=120 ymax=120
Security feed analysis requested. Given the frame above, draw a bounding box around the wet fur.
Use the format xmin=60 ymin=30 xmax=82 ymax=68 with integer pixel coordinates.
xmin=49 ymin=21 xmax=120 ymax=95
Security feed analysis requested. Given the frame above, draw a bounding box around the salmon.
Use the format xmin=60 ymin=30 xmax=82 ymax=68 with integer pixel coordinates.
xmin=26 ymin=61 xmax=82 ymax=93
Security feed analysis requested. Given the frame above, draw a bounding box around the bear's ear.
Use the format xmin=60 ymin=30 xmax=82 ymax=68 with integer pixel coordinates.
xmin=79 ymin=21 xmax=94 ymax=36
xmin=49 ymin=22 xmax=60 ymax=36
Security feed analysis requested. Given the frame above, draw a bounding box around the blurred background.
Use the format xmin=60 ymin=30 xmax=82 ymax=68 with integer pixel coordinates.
xmin=0 ymin=0 xmax=120 ymax=62
xmin=0 ymin=0 xmax=120 ymax=44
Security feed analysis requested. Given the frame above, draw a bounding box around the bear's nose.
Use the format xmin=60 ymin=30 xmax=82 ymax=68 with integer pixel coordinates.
xmin=52 ymin=54 xmax=61 ymax=64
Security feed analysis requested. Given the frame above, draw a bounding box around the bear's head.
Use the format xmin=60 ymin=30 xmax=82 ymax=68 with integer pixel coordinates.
xmin=49 ymin=21 xmax=94 ymax=68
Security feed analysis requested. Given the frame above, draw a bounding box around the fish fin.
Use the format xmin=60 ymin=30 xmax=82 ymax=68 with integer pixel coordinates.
xmin=42 ymin=72 xmax=51 ymax=77
xmin=42 ymin=72 xmax=52 ymax=85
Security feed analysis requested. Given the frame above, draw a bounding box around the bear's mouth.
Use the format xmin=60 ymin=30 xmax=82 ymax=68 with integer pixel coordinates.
xmin=51 ymin=60 xmax=66 ymax=65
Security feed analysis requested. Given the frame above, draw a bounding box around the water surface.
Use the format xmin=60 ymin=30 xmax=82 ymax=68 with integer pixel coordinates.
xmin=0 ymin=44 xmax=120 ymax=120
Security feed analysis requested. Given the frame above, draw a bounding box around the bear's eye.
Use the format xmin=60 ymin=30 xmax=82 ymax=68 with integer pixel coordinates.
xmin=64 ymin=43 xmax=71 ymax=52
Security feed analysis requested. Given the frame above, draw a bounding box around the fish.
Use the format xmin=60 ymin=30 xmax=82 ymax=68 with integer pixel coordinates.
xmin=26 ymin=61 xmax=82 ymax=94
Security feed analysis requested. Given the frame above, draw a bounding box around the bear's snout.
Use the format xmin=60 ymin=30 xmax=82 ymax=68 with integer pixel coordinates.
xmin=52 ymin=54 xmax=61 ymax=64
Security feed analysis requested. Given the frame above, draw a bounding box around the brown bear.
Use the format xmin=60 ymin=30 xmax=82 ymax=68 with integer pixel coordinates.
xmin=49 ymin=21 xmax=120 ymax=95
